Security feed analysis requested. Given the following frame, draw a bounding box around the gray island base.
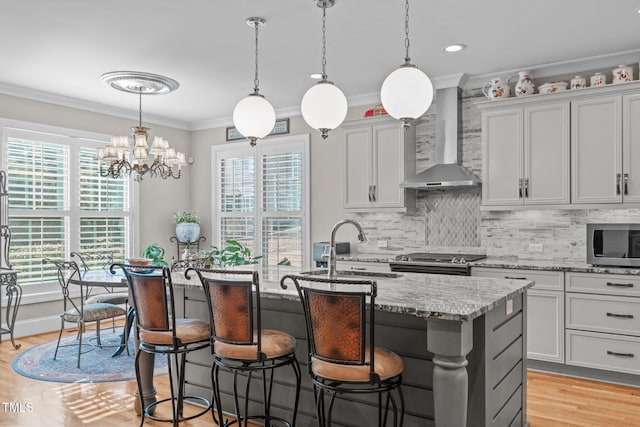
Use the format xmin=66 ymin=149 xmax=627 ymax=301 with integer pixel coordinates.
xmin=135 ymin=268 xmax=533 ymax=427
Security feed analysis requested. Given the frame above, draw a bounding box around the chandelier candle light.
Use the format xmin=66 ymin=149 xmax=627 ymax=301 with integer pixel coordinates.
xmin=380 ymin=0 xmax=434 ymax=126
xmin=96 ymin=71 xmax=186 ymax=182
xmin=232 ymin=17 xmax=276 ymax=147
xmin=301 ymin=0 xmax=348 ymax=140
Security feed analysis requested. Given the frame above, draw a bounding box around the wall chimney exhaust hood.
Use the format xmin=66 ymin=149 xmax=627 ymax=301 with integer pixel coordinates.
xmin=400 ymin=75 xmax=481 ymax=190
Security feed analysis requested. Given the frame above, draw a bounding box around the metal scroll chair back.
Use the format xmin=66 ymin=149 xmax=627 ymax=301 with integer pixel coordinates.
xmin=70 ymin=251 xmax=115 ymax=272
xmin=49 ymin=259 xmax=85 ymax=313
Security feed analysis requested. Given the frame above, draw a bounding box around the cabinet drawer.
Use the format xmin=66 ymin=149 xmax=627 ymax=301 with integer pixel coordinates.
xmin=472 ymin=267 xmax=564 ymax=291
xmin=336 ymin=261 xmax=391 ymax=273
xmin=566 ymin=272 xmax=640 ymax=297
xmin=566 ymin=330 xmax=640 ymax=375
xmin=566 ymin=293 xmax=640 ymax=336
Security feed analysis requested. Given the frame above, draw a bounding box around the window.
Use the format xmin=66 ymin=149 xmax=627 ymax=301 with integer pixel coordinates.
xmin=213 ymin=135 xmax=309 ymax=268
xmin=2 ymin=125 xmax=134 ymax=286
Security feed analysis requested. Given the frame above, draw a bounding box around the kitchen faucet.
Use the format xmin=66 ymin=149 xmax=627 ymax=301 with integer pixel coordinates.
xmin=327 ymin=219 xmax=367 ymax=277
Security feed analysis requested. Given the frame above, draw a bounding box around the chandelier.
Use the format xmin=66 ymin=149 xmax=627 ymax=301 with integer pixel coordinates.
xmin=96 ymin=71 xmax=186 ymax=182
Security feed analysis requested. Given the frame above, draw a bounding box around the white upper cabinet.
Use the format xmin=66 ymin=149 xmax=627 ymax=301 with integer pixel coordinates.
xmin=478 ymin=81 xmax=640 ymax=209
xmin=481 ymin=101 xmax=569 ymax=206
xmin=571 ymin=95 xmax=622 ymax=204
xmin=343 ymin=116 xmax=416 ymax=211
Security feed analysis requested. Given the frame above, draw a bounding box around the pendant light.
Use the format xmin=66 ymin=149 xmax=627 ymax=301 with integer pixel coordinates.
xmin=301 ymin=0 xmax=347 ymax=140
xmin=380 ymin=0 xmax=434 ymax=126
xmin=233 ymin=17 xmax=276 ymax=147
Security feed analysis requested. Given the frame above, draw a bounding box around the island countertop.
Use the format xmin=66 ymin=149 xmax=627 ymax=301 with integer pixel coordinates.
xmin=174 ymin=266 xmax=533 ymax=322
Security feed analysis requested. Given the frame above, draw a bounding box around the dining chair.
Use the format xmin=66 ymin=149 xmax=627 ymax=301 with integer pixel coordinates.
xmin=190 ymin=267 xmax=301 ymax=427
xmin=280 ymin=274 xmax=405 ymax=426
xmin=71 ymin=251 xmax=129 ymax=342
xmin=116 ymin=264 xmax=212 ymax=427
xmin=43 ymin=259 xmax=127 ymax=369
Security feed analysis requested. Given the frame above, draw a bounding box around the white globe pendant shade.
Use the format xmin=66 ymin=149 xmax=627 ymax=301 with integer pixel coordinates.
xmin=233 ymin=94 xmax=276 ymax=144
xmin=381 ymin=65 xmax=434 ymax=122
xmin=301 ymin=81 xmax=348 ymax=139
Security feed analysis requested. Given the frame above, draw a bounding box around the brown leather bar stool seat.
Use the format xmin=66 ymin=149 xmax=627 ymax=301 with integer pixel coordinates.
xmin=117 ymin=264 xmax=212 ymax=427
xmin=191 ymin=268 xmax=301 ymax=427
xmin=281 ymin=274 xmax=406 ymax=427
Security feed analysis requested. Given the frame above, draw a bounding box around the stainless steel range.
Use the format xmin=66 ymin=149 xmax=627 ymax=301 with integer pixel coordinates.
xmin=389 ymin=253 xmax=486 ymax=275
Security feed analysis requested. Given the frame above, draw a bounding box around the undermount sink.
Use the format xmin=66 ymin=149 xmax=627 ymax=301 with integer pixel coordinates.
xmin=301 ymin=269 xmax=403 ymax=279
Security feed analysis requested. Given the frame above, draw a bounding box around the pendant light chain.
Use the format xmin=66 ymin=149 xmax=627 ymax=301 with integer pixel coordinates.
xmin=404 ymin=0 xmax=411 ymax=64
xmin=321 ymin=5 xmax=327 ymax=80
xmin=138 ymin=89 xmax=143 ymax=127
xmin=253 ymin=22 xmax=260 ymax=93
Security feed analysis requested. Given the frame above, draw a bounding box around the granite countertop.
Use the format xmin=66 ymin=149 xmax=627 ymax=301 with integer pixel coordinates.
xmin=337 ymin=253 xmax=640 ymax=276
xmin=172 ymin=265 xmax=533 ymax=322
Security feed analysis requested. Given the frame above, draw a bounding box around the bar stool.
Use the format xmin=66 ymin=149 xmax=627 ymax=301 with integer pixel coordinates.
xmin=117 ymin=264 xmax=212 ymax=427
xmin=190 ymin=267 xmax=301 ymax=427
xmin=281 ymin=274 xmax=405 ymax=426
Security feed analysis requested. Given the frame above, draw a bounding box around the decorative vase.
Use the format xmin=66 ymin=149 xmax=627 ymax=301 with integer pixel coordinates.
xmin=510 ymin=71 xmax=535 ymax=96
xmin=176 ymin=223 xmax=200 ymax=243
xmin=612 ymin=65 xmax=633 ymax=84
xmin=482 ymin=78 xmax=511 ymax=100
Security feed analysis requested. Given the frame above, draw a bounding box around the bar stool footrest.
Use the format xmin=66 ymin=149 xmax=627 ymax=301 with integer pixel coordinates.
xmin=144 ymin=396 xmax=211 ymax=423
xmin=223 ymin=414 xmax=293 ymax=427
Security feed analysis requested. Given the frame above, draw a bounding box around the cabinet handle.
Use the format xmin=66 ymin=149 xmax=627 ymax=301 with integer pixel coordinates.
xmin=524 ymin=178 xmax=529 ymax=198
xmin=505 ymin=276 xmax=528 ymax=280
xmin=518 ymin=178 xmax=523 ymax=198
xmin=606 ymin=282 xmax=634 ymax=288
xmin=606 ymin=350 xmax=634 ymax=358
xmin=606 ymin=312 xmax=634 ymax=319
xmin=624 ymin=173 xmax=629 ymax=196
xmin=350 ymin=267 xmax=367 ymax=271
xmin=616 ymin=173 xmax=622 ymax=195
xmin=368 ymin=185 xmax=373 ymax=202
xmin=372 ymin=185 xmax=376 ymax=202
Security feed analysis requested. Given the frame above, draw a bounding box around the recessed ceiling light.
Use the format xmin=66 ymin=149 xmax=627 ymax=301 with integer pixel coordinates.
xmin=310 ymin=73 xmax=323 ymax=79
xmin=636 ymin=6 xmax=640 ymax=14
xmin=443 ymin=44 xmax=467 ymax=53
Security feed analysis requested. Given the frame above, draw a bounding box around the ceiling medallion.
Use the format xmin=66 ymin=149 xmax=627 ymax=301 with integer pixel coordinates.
xmin=100 ymin=71 xmax=179 ymax=95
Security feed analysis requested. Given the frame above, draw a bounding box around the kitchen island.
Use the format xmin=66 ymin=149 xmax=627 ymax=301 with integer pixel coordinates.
xmin=166 ymin=267 xmax=533 ymax=427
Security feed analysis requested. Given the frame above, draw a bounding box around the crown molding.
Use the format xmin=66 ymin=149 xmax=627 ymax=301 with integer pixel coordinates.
xmin=0 ymin=81 xmax=191 ymax=130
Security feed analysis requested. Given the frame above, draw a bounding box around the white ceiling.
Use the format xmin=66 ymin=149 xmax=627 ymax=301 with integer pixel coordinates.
xmin=1 ymin=0 xmax=640 ymax=130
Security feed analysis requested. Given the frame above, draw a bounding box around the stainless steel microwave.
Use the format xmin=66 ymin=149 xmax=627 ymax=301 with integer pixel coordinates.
xmin=587 ymin=223 xmax=640 ymax=267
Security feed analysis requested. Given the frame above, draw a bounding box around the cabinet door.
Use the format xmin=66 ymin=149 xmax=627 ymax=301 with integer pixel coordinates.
xmin=524 ymin=102 xmax=570 ymax=204
xmin=528 ymin=289 xmax=564 ymax=362
xmin=372 ymin=123 xmax=403 ymax=208
xmin=482 ymin=109 xmax=523 ymax=206
xmin=571 ymin=95 xmax=622 ymax=203
xmin=344 ymin=127 xmax=373 ymax=209
xmin=623 ymin=93 xmax=640 ymax=202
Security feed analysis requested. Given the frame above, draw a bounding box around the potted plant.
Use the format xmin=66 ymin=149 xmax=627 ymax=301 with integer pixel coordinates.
xmin=141 ymin=243 xmax=168 ymax=266
xmin=173 ymin=211 xmax=200 ymax=243
xmin=211 ymin=240 xmax=263 ymax=267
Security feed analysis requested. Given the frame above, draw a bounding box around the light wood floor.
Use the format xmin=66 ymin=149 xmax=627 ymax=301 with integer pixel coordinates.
xmin=1 ymin=330 xmax=639 ymax=426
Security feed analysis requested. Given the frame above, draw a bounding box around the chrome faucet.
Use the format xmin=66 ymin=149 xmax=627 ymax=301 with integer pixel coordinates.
xmin=328 ymin=219 xmax=367 ymax=277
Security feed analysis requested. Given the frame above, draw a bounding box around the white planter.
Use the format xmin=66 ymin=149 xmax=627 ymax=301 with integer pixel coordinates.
xmin=175 ymin=223 xmax=200 ymax=243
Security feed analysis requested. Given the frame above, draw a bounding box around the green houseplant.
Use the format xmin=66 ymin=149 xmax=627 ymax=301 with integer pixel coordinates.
xmin=173 ymin=211 xmax=200 ymax=243
xmin=141 ymin=243 xmax=168 ymax=266
xmin=211 ymin=240 xmax=263 ymax=267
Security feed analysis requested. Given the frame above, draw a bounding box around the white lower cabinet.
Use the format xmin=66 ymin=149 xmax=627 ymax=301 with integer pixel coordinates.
xmin=565 ymin=271 xmax=640 ymax=375
xmin=471 ymin=267 xmax=564 ymax=362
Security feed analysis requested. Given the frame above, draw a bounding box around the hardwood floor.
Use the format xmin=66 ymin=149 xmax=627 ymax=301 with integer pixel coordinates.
xmin=1 ymin=330 xmax=639 ymax=426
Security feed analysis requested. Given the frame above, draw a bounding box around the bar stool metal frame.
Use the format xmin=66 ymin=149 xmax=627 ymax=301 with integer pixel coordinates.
xmin=188 ymin=267 xmax=301 ymax=427
xmin=281 ymin=274 xmax=405 ymax=427
xmin=116 ymin=264 xmax=212 ymax=427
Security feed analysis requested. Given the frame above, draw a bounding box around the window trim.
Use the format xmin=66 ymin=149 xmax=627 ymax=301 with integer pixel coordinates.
xmin=211 ymin=134 xmax=310 ymax=270
xmin=0 ymin=118 xmax=139 ymax=297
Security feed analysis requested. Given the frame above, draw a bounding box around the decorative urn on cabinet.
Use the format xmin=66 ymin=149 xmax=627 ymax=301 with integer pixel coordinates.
xmin=173 ymin=211 xmax=200 ymax=243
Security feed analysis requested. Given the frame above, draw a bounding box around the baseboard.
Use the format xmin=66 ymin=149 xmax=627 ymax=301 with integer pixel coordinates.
xmin=9 ymin=315 xmax=60 ymax=339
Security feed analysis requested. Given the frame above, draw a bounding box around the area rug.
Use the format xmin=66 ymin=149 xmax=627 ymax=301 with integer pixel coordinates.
xmin=11 ymin=329 xmax=167 ymax=383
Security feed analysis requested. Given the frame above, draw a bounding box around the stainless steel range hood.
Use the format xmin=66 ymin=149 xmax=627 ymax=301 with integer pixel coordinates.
xmin=400 ymin=83 xmax=481 ymax=189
